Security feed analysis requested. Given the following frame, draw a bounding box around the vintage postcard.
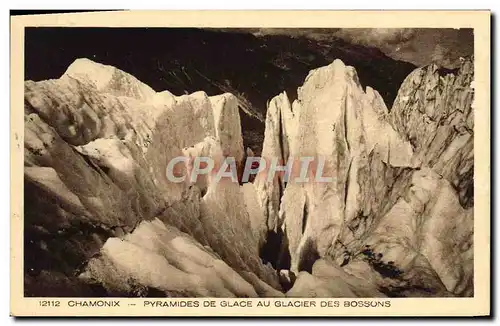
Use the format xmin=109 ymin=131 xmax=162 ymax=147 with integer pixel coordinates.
xmin=10 ymin=10 xmax=490 ymax=317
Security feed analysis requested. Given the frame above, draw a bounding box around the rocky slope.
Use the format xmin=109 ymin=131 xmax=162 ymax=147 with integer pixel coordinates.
xmin=24 ymin=57 xmax=473 ymax=298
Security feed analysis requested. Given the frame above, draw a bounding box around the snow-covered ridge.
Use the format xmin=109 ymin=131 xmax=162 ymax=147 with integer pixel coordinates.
xmin=24 ymin=58 xmax=278 ymax=297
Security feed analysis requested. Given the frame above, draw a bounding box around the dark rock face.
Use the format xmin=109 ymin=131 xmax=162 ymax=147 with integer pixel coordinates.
xmin=25 ymin=28 xmax=416 ymax=155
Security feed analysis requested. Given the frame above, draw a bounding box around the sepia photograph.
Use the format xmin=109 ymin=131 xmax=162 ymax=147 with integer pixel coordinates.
xmin=10 ymin=10 xmax=490 ymax=317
